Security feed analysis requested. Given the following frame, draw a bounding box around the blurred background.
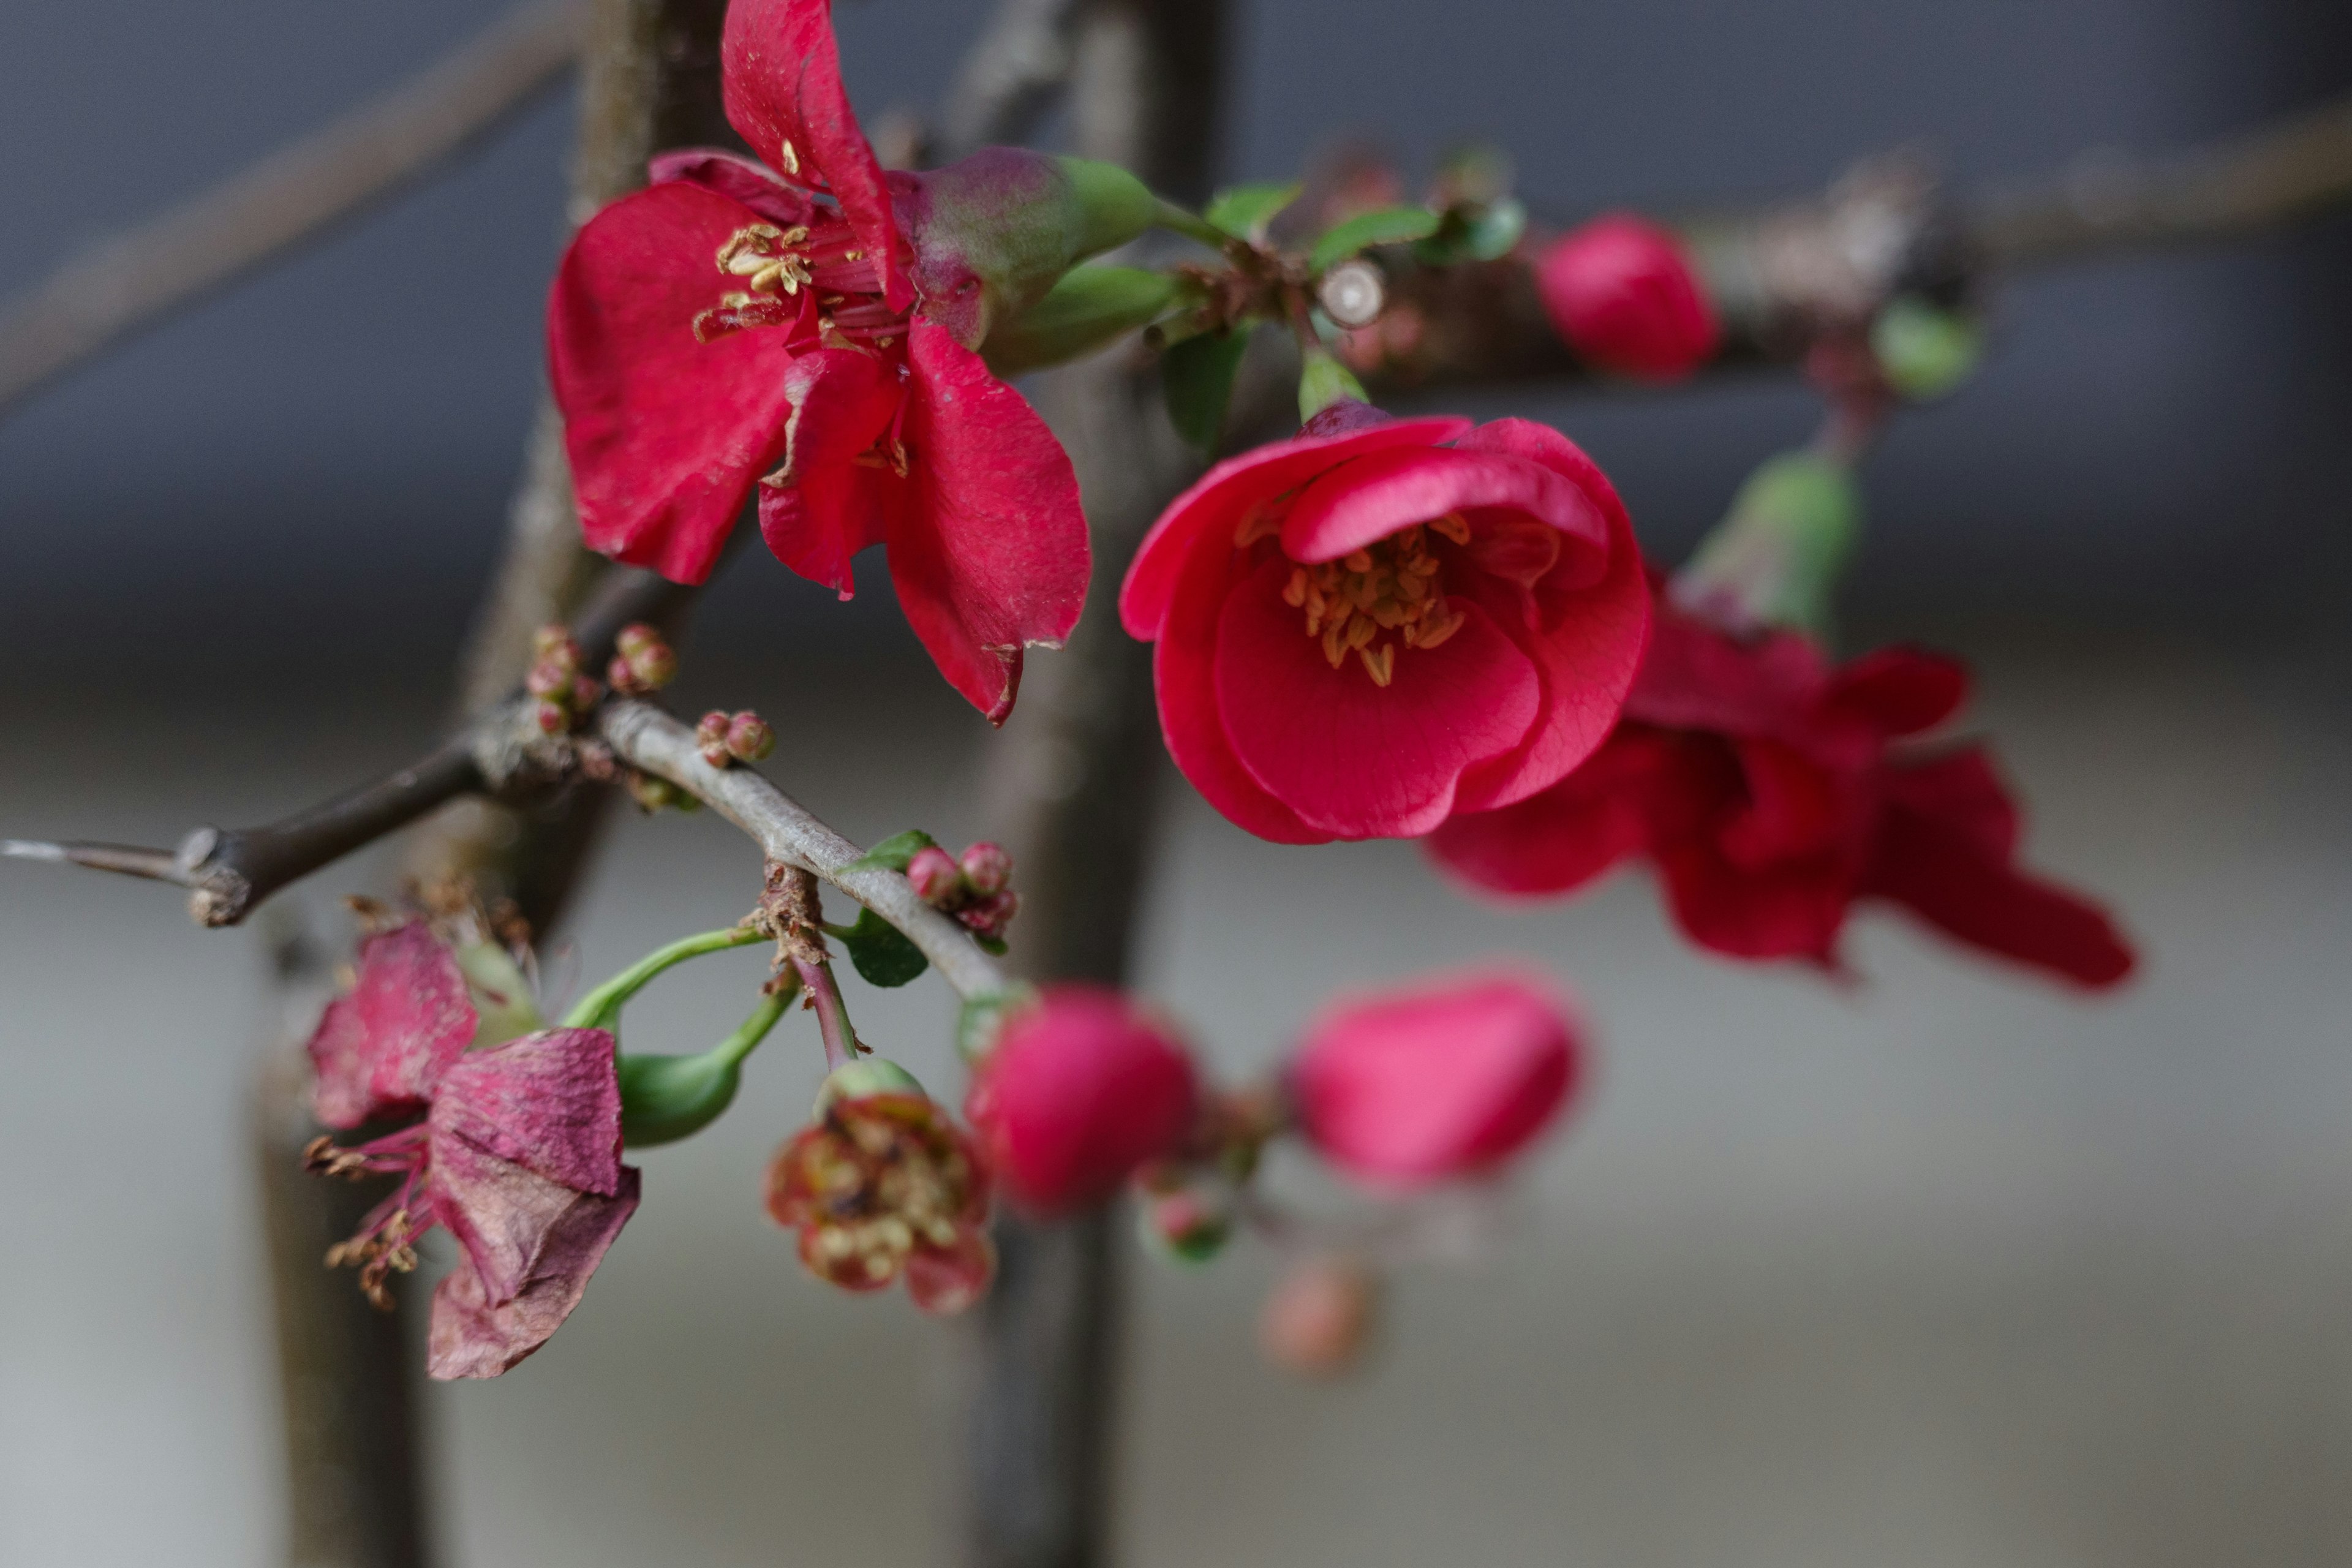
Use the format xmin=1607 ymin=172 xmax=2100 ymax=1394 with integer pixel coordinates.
xmin=4 ymin=1 xmax=2350 ymax=1564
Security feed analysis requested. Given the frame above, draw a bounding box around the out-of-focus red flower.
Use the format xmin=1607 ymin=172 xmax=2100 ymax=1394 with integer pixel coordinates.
xmin=1535 ymin=213 xmax=1721 ymax=382
xmin=1287 ymin=970 xmax=1583 ymax=1188
xmin=1118 ymin=402 xmax=1651 ymax=842
xmin=765 ymin=1093 xmax=995 ymax=1313
xmin=1428 ymin=594 xmax=2138 ymax=987
xmin=548 ymin=0 xmax=1089 ymax=723
xmin=305 ymin=925 xmax=639 ymax=1380
xmin=965 ymin=986 xmax=1199 ymax=1215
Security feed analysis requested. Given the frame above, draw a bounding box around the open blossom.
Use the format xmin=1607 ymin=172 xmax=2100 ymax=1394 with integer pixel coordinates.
xmin=305 ymin=924 xmax=639 ymax=1380
xmin=1118 ymin=402 xmax=1651 ymax=842
xmin=1287 ymin=971 xmax=1583 ymax=1188
xmin=1428 ymin=594 xmax=2138 ymax=986
xmin=766 ymin=1092 xmax=995 ymax=1313
xmin=550 ymin=0 xmax=1106 ymax=722
xmin=1534 ymin=213 xmax=1721 ymax=382
xmin=965 ymin=986 xmax=1199 ymax=1215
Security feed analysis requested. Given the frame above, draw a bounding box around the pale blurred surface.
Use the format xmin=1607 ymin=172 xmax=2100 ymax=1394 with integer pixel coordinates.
xmin=4 ymin=630 xmax=2349 ymax=1567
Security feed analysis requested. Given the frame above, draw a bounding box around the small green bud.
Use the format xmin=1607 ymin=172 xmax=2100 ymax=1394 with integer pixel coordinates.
xmin=813 ymin=1056 xmax=927 ymax=1117
xmin=1871 ymin=296 xmax=1983 ymax=400
xmin=1055 ymin=157 xmax=1159 ymax=261
xmin=1670 ymin=451 xmax=1861 ymax=638
xmin=619 ymin=1048 xmax=745 ymax=1147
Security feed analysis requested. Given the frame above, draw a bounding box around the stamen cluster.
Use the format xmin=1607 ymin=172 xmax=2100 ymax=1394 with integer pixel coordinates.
xmin=1262 ymin=514 xmax=1471 ymax=687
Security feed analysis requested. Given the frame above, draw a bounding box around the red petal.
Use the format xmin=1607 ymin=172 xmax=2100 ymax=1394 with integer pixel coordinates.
xmin=1426 ymin=730 xmax=1681 ymax=897
xmin=1715 ymin=737 xmax=1853 ymax=869
xmin=425 ymin=1166 xmax=639 ymax=1380
xmin=905 ymin=1228 xmax=997 ymax=1315
xmin=1825 ymin=646 xmax=1970 ymax=737
xmin=1624 ymin=596 xmax=1828 ymax=736
xmin=306 ymin=923 xmax=476 ymax=1130
xmin=549 ymin=183 xmax=805 ymax=584
xmin=1118 ymin=415 xmax=1473 ymax=639
xmin=754 ymin=347 xmax=905 ymax=597
xmin=1153 ymin=527 xmax=1330 ymax=844
xmin=1654 ymin=835 xmax=1853 ymax=962
xmin=1879 ymin=747 xmax=2018 ymax=858
xmin=886 ymin=322 xmax=1089 ymax=723
xmin=720 ymin=0 xmax=909 ymax=311
xmin=1279 ymin=447 xmax=1610 ymax=573
xmin=1215 ymin=557 xmax=1540 ymax=839
xmin=647 ymin=147 xmax=817 ymax=227
xmin=429 ymin=1027 xmax=628 ymax=1199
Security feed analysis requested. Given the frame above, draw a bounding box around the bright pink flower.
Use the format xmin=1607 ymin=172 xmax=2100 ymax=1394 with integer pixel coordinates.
xmin=1535 ymin=214 xmax=1721 ymax=382
xmin=305 ymin=925 xmax=639 ymax=1380
xmin=1288 ymin=971 xmax=1583 ymax=1188
xmin=764 ymin=1093 xmax=995 ymax=1313
xmin=548 ymin=0 xmax=1088 ymax=722
xmin=965 ymin=986 xmax=1199 ymax=1215
xmin=1428 ymin=594 xmax=2138 ymax=987
xmin=1119 ymin=403 xmax=1651 ymax=842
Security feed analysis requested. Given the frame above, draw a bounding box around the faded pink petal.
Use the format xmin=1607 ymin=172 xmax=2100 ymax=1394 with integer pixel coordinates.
xmin=307 ymin=923 xmax=476 ymax=1129
xmin=426 ymin=1164 xmax=641 ymax=1381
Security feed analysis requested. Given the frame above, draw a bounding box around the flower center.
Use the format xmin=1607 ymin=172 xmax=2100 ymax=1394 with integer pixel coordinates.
xmin=695 ymin=221 xmax=906 ymax=349
xmin=793 ymin=1102 xmax=978 ymax=1284
xmin=1241 ymin=511 xmax=1471 ymax=687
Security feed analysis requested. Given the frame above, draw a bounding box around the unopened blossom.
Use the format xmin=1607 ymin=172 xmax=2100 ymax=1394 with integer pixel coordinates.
xmin=965 ymin=986 xmax=1199 ymax=1215
xmin=1118 ymin=402 xmax=1650 ymax=842
xmin=305 ymin=924 xmax=639 ymax=1379
xmin=1535 ymin=213 xmax=1721 ymax=382
xmin=549 ymin=0 xmax=1153 ymax=722
xmin=1287 ymin=970 xmax=1583 ymax=1188
xmin=1257 ymin=1254 xmax=1379 ymax=1379
xmin=1428 ymin=592 xmax=2138 ymax=986
xmin=765 ymin=1092 xmax=995 ymax=1312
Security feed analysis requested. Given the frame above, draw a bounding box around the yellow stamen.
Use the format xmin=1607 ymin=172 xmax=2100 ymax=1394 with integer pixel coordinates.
xmin=1430 ymin=511 xmax=1471 ymax=545
xmin=1359 ymin=644 xmax=1395 ymax=686
xmin=1267 ymin=510 xmax=1474 ymax=682
xmin=779 ymin=140 xmax=801 ymax=176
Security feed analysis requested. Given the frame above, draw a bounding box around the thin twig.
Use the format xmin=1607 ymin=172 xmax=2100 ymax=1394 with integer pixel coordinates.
xmin=0 ymin=0 xmax=585 ymax=415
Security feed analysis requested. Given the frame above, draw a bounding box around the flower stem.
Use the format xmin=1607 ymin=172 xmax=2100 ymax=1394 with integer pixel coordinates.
xmin=1153 ymin=197 xmax=1231 ymax=251
xmin=564 ymin=924 xmax=767 ymax=1032
xmin=791 ymin=952 xmax=862 ymax=1070
xmin=714 ymin=973 xmax=799 ymax=1069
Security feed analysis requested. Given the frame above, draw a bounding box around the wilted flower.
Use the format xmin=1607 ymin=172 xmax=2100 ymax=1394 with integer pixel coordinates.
xmin=765 ymin=1091 xmax=995 ymax=1313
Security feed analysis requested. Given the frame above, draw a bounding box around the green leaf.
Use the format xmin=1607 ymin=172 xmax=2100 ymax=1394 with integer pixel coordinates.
xmin=1204 ymin=181 xmax=1300 ymax=243
xmin=1308 ymin=205 xmax=1441 ymax=273
xmin=839 ymin=828 xmax=939 ymax=876
xmin=983 ymin=266 xmax=1189 ymax=377
xmin=840 ymin=907 xmax=929 ymax=989
xmin=1163 ymin=327 xmax=1254 ymax=454
xmin=1296 ymin=349 xmax=1368 ymax=423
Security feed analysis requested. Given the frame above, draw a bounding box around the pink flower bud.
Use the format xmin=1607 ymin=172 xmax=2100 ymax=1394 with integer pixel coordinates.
xmin=525 ymin=660 xmax=573 ymax=701
xmin=1143 ymin=1184 xmax=1231 ymax=1262
xmin=606 ymin=654 xmax=641 ymax=695
xmin=965 ymin=986 xmax=1199 ymax=1216
xmin=905 ymin=845 xmax=968 ymax=908
xmin=1288 ymin=971 xmax=1582 ymax=1189
xmin=530 ymin=624 xmax=581 ymax=671
xmin=725 ymin=710 xmax=775 ymax=763
xmin=957 ymin=889 xmax=1019 ymax=941
xmin=613 ymin=622 xmax=659 ymax=658
xmin=1535 ymin=213 xmax=1720 ymax=382
xmin=532 ymin=699 xmax=571 ymax=736
xmin=1257 ymin=1254 xmax=1378 ymax=1379
xmin=570 ymin=675 xmax=603 ymax=713
xmin=696 ymin=710 xmax=733 ymax=768
xmin=624 ymin=638 xmax=678 ymax=691
xmin=959 ymin=841 xmax=1013 ymax=897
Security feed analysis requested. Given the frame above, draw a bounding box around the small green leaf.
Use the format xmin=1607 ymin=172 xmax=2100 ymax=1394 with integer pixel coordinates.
xmin=840 ymin=907 xmax=929 ymax=988
xmin=839 ymin=828 xmax=939 ymax=875
xmin=983 ymin=266 xmax=1189 ymax=377
xmin=1205 ymin=181 xmax=1301 ymax=243
xmin=1163 ymin=327 xmax=1254 ymax=453
xmin=1297 ymin=349 xmax=1368 ymax=423
xmin=1308 ymin=205 xmax=1441 ymax=273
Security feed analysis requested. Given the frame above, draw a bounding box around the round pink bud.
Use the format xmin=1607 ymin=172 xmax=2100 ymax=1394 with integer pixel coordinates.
xmin=905 ymin=845 xmax=968 ymax=908
xmin=614 ymin=622 xmax=658 ymax=657
xmin=1287 ymin=970 xmax=1582 ymax=1189
xmin=965 ymin=986 xmax=1199 ymax=1216
xmin=699 ymin=742 xmax=733 ymax=769
xmin=959 ymin=841 xmax=1013 ymax=897
xmin=532 ymin=699 xmax=571 ymax=736
xmin=1257 ymin=1254 xmax=1378 ymax=1379
xmin=624 ymin=638 xmax=678 ymax=691
xmin=525 ymin=660 xmax=572 ymax=701
xmin=569 ymin=674 xmax=603 ymax=713
xmin=724 ymin=710 xmax=775 ymax=764
xmin=957 ymin=889 xmax=1019 ymax=941
xmin=530 ymin=624 xmax=576 ymax=663
xmin=606 ymin=654 xmax=641 ymax=695
xmin=1535 ymin=213 xmax=1720 ymax=382
xmin=695 ymin=710 xmax=729 ymax=743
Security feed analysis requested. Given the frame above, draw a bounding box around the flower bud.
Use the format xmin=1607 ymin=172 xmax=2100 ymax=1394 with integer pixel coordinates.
xmin=618 ymin=1047 xmax=743 ymax=1147
xmin=570 ymin=674 xmax=603 ymax=714
xmin=906 ymin=845 xmax=968 ymax=908
xmin=957 ymin=889 xmax=1019 ymax=942
xmin=1536 ymin=213 xmax=1720 ymax=382
xmin=613 ymin=622 xmax=659 ymax=658
xmin=696 ymin=709 xmax=732 ymax=768
xmin=531 ymin=624 xmax=582 ymax=673
xmin=725 ymin=710 xmax=776 ymax=764
xmin=1289 ymin=970 xmax=1582 ymax=1189
xmin=966 ymin=986 xmax=1199 ymax=1215
xmin=959 ymin=842 xmax=1013 ymax=897
xmin=624 ymin=639 xmax=677 ymax=691
xmin=1257 ymin=1254 xmax=1379 ymax=1379
xmin=1138 ymin=1181 xmax=1232 ymax=1264
xmin=532 ymin=699 xmax=571 ymax=736
xmin=525 ymin=660 xmax=573 ymax=701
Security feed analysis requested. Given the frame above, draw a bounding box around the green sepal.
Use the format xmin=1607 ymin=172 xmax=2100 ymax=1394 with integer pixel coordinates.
xmin=1297 ymin=349 xmax=1370 ymax=423
xmin=1055 ymin=156 xmax=1159 ymax=260
xmin=840 ymin=829 xmax=940 ymax=876
xmin=452 ymin=940 xmax=543 ymax=1050
xmin=839 ymin=906 xmax=929 ymax=989
xmin=813 ymin=1056 xmax=927 ymax=1116
xmin=1672 ymin=451 xmax=1861 ymax=639
xmin=1871 ymin=296 xmax=1983 ymax=401
xmin=1205 ymin=181 xmax=1300 ymax=243
xmin=1309 ymin=205 xmax=1441 ymax=273
xmin=956 ymin=984 xmax=1039 ymax=1063
xmin=983 ymin=265 xmax=1191 ymax=377
xmin=1163 ymin=327 xmax=1254 ymax=454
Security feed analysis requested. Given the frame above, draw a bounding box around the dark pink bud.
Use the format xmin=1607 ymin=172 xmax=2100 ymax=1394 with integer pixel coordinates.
xmin=959 ymin=841 xmax=1012 ymax=897
xmin=624 ymin=639 xmax=677 ymax=691
xmin=696 ymin=710 xmax=732 ymax=767
xmin=1288 ymin=971 xmax=1582 ymax=1189
xmin=906 ymin=845 xmax=967 ymax=908
xmin=570 ymin=675 xmax=603 ymax=713
xmin=1257 ymin=1254 xmax=1378 ymax=1378
xmin=965 ymin=986 xmax=1199 ymax=1215
xmin=532 ymin=699 xmax=571 ymax=736
xmin=725 ymin=710 xmax=775 ymax=763
xmin=606 ymin=654 xmax=641 ymax=695
xmin=957 ymin=889 xmax=1018 ymax=941
xmin=1535 ymin=213 xmax=1720 ymax=382
xmin=614 ymin=622 xmax=659 ymax=658
xmin=531 ymin=624 xmax=582 ymax=673
xmin=525 ymin=660 xmax=572 ymax=701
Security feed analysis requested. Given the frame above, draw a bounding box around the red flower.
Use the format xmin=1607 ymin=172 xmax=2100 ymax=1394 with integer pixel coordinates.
xmin=305 ymin=925 xmax=639 ymax=1380
xmin=1535 ymin=213 xmax=1721 ymax=382
xmin=965 ymin=986 xmax=1199 ymax=1215
xmin=765 ymin=1093 xmax=995 ymax=1313
xmin=1427 ymin=595 xmax=2138 ymax=987
xmin=1118 ymin=402 xmax=1651 ymax=841
xmin=1288 ymin=970 xmax=1583 ymax=1188
xmin=548 ymin=0 xmax=1091 ymax=722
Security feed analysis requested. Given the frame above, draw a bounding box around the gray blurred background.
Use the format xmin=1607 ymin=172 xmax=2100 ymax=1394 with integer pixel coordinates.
xmin=4 ymin=2 xmax=2350 ymax=1565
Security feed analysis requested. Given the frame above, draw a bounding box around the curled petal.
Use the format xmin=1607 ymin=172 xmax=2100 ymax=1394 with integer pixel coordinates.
xmin=648 ymin=147 xmax=817 ymax=227
xmin=1427 ymin=730 xmax=1691 ymax=897
xmin=429 ymin=1028 xmax=628 ymax=1198
xmin=1278 ymin=447 xmax=1608 ymax=577
xmin=755 ymin=347 xmax=905 ymax=597
xmin=426 ymin=1166 xmax=641 ymax=1381
xmin=307 ymin=923 xmax=476 ymax=1129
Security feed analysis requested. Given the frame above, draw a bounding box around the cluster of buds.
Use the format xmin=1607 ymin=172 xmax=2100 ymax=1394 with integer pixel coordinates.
xmin=604 ymin=622 xmax=679 ymax=696
xmin=623 ymin=771 xmax=699 ymax=815
xmin=524 ymin=625 xmax=603 ymax=736
xmin=905 ymin=841 xmax=1019 ymax=945
xmin=695 ymin=709 xmax=777 ymax=769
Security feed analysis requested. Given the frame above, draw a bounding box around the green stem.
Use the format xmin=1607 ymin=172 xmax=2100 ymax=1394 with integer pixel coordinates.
xmin=563 ymin=924 xmax=767 ymax=1032
xmin=1153 ymin=196 xmax=1231 ymax=251
xmin=712 ymin=976 xmax=797 ymax=1069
